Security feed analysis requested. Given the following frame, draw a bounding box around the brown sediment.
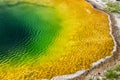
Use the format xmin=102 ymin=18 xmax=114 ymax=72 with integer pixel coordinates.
xmin=70 ymin=1 xmax=120 ymax=80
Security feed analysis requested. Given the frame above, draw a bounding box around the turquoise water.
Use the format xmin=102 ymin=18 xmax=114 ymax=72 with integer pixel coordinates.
xmin=0 ymin=3 xmax=61 ymax=64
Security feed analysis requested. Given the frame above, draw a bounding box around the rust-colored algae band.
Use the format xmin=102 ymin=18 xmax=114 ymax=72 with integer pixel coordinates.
xmin=0 ymin=0 xmax=114 ymax=79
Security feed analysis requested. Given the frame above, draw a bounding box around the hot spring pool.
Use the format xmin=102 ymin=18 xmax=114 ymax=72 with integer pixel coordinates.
xmin=0 ymin=0 xmax=114 ymax=79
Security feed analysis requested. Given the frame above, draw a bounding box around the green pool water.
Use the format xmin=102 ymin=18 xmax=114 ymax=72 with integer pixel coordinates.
xmin=0 ymin=3 xmax=61 ymax=65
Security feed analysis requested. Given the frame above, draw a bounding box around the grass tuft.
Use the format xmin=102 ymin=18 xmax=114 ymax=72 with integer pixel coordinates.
xmin=104 ymin=70 xmax=118 ymax=79
xmin=105 ymin=2 xmax=120 ymax=13
xmin=114 ymin=65 xmax=120 ymax=71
